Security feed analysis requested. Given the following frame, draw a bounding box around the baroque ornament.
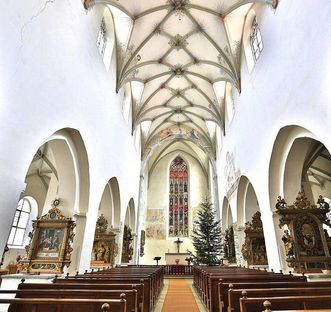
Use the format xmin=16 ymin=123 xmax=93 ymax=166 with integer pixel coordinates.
xmin=276 ymin=190 xmax=331 ymax=272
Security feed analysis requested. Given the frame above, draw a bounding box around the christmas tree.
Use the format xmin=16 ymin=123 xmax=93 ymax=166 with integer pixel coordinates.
xmin=190 ymin=198 xmax=223 ymax=266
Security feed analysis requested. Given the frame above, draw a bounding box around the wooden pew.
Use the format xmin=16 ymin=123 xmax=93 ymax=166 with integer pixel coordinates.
xmin=211 ymin=273 xmax=306 ymax=312
xmin=228 ymin=287 xmax=331 ymax=312
xmin=0 ymin=289 xmax=137 ymax=312
xmin=0 ymin=296 xmax=126 ymax=312
xmin=55 ymin=275 xmax=153 ymax=311
xmin=225 ymin=282 xmax=331 ymax=312
xmin=240 ymin=295 xmax=331 ymax=312
xmin=18 ymin=281 xmax=145 ymax=312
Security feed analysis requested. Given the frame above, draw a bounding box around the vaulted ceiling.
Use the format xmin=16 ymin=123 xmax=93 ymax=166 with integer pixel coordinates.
xmin=86 ymin=0 xmax=277 ymax=158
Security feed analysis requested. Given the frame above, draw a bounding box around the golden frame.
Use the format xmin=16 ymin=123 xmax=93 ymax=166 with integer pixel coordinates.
xmin=20 ymin=207 xmax=75 ymax=274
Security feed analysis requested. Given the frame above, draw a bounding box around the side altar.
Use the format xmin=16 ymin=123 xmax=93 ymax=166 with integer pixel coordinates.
xmin=91 ymin=215 xmax=118 ymax=268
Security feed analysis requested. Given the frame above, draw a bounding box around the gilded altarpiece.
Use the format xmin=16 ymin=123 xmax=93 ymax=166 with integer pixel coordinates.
xmin=19 ymin=207 xmax=75 ymax=274
xmin=276 ymin=191 xmax=331 ymax=272
xmin=91 ymin=215 xmax=118 ymax=266
xmin=241 ymin=211 xmax=268 ymax=266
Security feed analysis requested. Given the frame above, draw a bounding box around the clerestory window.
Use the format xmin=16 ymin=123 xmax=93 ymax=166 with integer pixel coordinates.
xmin=97 ymin=18 xmax=107 ymax=57
xmin=250 ymin=17 xmax=263 ymax=62
xmin=8 ymin=198 xmax=31 ymax=246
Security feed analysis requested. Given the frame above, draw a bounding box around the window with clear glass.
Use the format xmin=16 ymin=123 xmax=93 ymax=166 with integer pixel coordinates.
xmin=169 ymin=156 xmax=189 ymax=237
xmin=250 ymin=17 xmax=263 ymax=61
xmin=97 ymin=19 xmax=107 ymax=57
xmin=8 ymin=199 xmax=30 ymax=246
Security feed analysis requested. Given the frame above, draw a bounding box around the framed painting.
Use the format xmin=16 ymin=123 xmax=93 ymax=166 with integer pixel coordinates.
xmin=19 ymin=207 xmax=75 ymax=274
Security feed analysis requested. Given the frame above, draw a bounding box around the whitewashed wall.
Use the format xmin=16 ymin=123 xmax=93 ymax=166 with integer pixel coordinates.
xmin=217 ymin=0 xmax=331 ymax=271
xmin=0 ymin=0 xmax=140 ymax=272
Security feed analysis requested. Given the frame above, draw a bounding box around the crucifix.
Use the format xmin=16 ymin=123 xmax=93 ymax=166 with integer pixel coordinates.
xmin=174 ymin=237 xmax=183 ymax=253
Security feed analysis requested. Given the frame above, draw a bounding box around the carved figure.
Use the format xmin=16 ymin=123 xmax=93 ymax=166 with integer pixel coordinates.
xmin=224 ymin=226 xmax=236 ymax=263
xmin=282 ymin=230 xmax=295 ymax=258
xmin=91 ymin=215 xmax=118 ymax=265
xmin=121 ymin=225 xmax=134 ymax=263
xmin=241 ymin=211 xmax=268 ymax=266
xmin=276 ymin=190 xmax=331 ymax=272
xmin=96 ymin=244 xmax=106 ymax=261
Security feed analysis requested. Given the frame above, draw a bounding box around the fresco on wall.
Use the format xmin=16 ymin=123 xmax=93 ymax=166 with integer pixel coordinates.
xmin=145 ymin=209 xmax=166 ymax=240
xmin=224 ymin=152 xmax=241 ymax=199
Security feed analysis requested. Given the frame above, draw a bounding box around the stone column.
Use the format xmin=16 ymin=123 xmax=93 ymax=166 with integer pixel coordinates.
xmin=213 ymin=174 xmax=221 ymax=220
xmin=111 ymin=226 xmax=121 ymax=266
xmin=134 ymin=174 xmax=145 ymax=264
xmin=234 ymin=224 xmax=246 ymax=267
xmin=70 ymin=212 xmax=86 ymax=274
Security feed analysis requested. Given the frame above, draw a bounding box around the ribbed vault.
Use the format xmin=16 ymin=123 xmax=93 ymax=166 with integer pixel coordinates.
xmin=85 ymin=0 xmax=277 ymax=157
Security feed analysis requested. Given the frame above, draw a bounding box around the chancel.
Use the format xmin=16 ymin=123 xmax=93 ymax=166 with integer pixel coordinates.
xmin=165 ymin=238 xmax=190 ymax=265
xmin=1 ymin=0 xmax=331 ymax=311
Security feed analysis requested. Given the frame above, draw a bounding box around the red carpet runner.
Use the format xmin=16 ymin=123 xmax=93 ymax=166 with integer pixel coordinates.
xmin=161 ymin=279 xmax=200 ymax=312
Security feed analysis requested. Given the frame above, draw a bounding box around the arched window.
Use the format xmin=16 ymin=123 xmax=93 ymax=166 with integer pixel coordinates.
xmin=169 ymin=156 xmax=189 ymax=237
xmin=8 ymin=198 xmax=31 ymax=246
xmin=97 ymin=18 xmax=107 ymax=57
xmin=96 ymin=13 xmax=115 ymax=71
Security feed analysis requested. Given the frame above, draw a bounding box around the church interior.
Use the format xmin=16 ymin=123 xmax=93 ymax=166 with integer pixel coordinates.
xmin=1 ymin=0 xmax=331 ymax=311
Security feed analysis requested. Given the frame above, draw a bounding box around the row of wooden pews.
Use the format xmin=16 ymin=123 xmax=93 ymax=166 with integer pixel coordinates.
xmin=0 ymin=265 xmax=163 ymax=312
xmin=193 ymin=266 xmax=331 ymax=312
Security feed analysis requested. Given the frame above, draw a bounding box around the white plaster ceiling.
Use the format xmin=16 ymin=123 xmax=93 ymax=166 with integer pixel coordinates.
xmin=87 ymin=0 xmax=277 ymax=156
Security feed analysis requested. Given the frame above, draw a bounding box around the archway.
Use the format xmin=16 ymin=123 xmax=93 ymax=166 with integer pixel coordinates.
xmin=221 ymin=197 xmax=236 ymax=264
xmin=221 ymin=197 xmax=233 ymax=230
xmin=237 ymin=176 xmax=268 ymax=267
xmin=121 ymin=199 xmax=136 ymax=264
xmin=3 ymin=128 xmax=90 ymax=273
xmin=89 ymin=177 xmax=122 ymax=268
xmin=269 ymin=125 xmax=331 ymax=271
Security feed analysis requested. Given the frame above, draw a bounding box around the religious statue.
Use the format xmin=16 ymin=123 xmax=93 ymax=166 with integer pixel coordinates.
xmin=91 ymin=215 xmax=118 ymax=266
xmin=96 ymin=244 xmax=106 ymax=261
xmin=121 ymin=225 xmax=134 ymax=263
xmin=224 ymin=226 xmax=236 ymax=263
xmin=140 ymin=230 xmax=145 ymax=257
xmin=241 ymin=211 xmax=268 ymax=266
xmin=276 ymin=190 xmax=331 ymax=272
xmin=282 ymin=229 xmax=295 ymax=259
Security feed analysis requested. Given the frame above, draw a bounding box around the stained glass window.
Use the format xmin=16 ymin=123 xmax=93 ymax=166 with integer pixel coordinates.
xmin=169 ymin=156 xmax=189 ymax=237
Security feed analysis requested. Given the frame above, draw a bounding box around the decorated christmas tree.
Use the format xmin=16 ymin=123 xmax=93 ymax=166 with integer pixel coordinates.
xmin=190 ymin=198 xmax=223 ymax=266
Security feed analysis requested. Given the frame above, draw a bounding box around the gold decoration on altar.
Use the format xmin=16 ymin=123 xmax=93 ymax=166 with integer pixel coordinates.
xmin=19 ymin=205 xmax=75 ymax=274
xmin=241 ymin=211 xmax=268 ymax=266
xmin=276 ymin=190 xmax=331 ymax=272
xmin=91 ymin=214 xmax=118 ymax=266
